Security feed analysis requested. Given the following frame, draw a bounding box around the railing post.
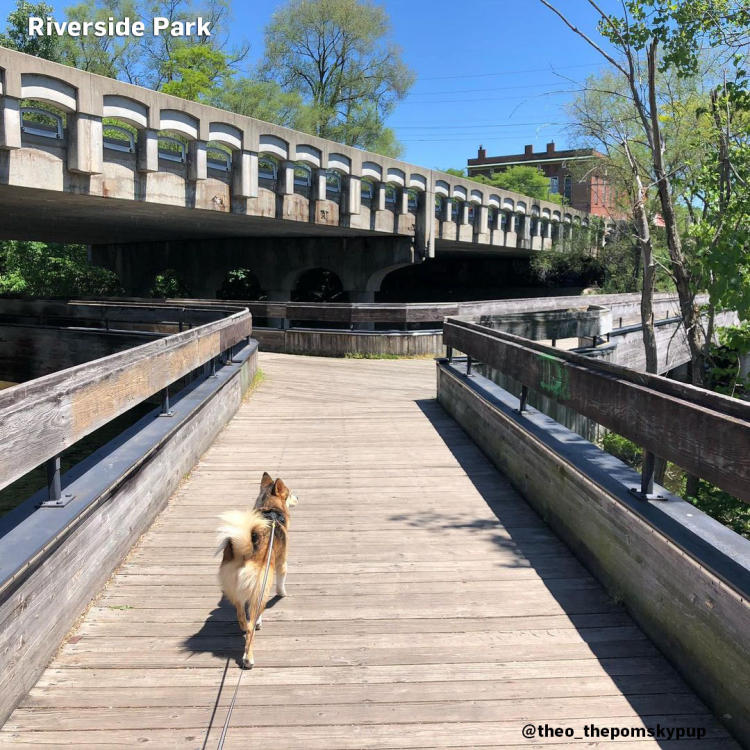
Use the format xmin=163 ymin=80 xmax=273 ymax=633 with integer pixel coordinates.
xmin=630 ymin=450 xmax=665 ymax=501
xmin=466 ymin=355 xmax=472 ymax=377
xmin=160 ymin=387 xmax=173 ymax=417
xmin=40 ymin=455 xmax=75 ymax=507
xmin=518 ymin=385 xmax=528 ymax=414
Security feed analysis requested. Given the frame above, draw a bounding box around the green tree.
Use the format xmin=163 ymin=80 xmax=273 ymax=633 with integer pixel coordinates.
xmin=0 ymin=241 xmax=122 ymax=297
xmin=260 ymin=0 xmax=414 ymax=155
xmin=0 ymin=0 xmax=65 ymax=60
xmin=472 ymin=165 xmax=563 ymax=204
xmin=60 ymin=0 xmax=138 ymax=77
xmin=212 ymin=78 xmax=313 ymax=130
xmin=540 ymin=0 xmax=750 ymax=386
xmin=160 ymin=43 xmax=233 ymax=101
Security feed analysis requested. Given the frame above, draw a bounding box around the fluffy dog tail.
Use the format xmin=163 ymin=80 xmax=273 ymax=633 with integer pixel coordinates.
xmin=216 ymin=509 xmax=270 ymax=560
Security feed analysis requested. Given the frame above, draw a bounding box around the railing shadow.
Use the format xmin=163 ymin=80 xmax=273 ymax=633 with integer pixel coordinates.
xmin=410 ymin=396 xmax=714 ymax=747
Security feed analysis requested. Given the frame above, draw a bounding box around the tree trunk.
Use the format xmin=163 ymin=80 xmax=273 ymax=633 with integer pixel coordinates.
xmin=646 ymin=43 xmax=704 ymax=385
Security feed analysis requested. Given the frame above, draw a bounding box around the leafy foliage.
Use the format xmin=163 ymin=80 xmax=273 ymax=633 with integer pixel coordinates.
xmin=0 ymin=241 xmax=123 ymax=297
xmin=216 ymin=269 xmax=264 ymax=300
xmin=0 ymin=0 xmax=64 ymax=59
xmin=260 ymin=0 xmax=414 ymax=155
xmin=149 ymin=269 xmax=190 ymax=298
xmin=472 ymin=166 xmax=563 ymax=204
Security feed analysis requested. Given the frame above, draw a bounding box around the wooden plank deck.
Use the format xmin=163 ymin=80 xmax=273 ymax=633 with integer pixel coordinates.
xmin=0 ymin=353 xmax=734 ymax=748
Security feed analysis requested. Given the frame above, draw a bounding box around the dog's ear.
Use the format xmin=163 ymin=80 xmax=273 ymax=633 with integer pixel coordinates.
xmin=286 ymin=493 xmax=299 ymax=509
xmin=272 ymin=478 xmax=288 ymax=498
xmin=261 ymin=472 xmax=273 ymax=489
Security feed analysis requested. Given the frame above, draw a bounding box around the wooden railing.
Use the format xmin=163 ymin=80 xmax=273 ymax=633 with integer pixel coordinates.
xmin=144 ymin=291 xmax=687 ymax=328
xmin=443 ymin=318 xmax=750 ymax=503
xmin=0 ymin=303 xmax=252 ymax=494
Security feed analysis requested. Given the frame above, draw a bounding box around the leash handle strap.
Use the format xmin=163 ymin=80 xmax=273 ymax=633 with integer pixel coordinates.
xmin=217 ymin=520 xmax=276 ymax=750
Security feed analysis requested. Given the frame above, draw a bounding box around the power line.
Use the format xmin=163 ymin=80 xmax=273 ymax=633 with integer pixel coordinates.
xmin=418 ymin=62 xmax=602 ymax=81
xmin=406 ymin=81 xmax=583 ymax=97
xmin=390 ymin=121 xmax=565 ymax=130
xmin=390 ymin=90 xmax=575 ymax=105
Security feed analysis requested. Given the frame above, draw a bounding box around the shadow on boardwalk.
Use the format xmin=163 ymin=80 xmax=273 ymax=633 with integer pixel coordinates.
xmin=411 ymin=397 xmax=713 ymax=749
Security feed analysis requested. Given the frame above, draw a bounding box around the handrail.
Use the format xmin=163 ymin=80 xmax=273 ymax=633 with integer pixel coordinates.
xmin=0 ymin=306 xmax=252 ymax=493
xmin=442 ymin=317 xmax=750 ymax=503
xmin=146 ymin=291 xmax=688 ymax=327
xmin=0 ymin=299 xmax=243 ymax=327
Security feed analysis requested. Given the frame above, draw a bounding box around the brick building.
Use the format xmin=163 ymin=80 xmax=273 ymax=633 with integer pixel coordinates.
xmin=467 ymin=142 xmax=616 ymax=218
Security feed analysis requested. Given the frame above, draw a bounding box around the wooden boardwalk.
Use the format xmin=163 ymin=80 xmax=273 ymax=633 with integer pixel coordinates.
xmin=0 ymin=353 xmax=734 ymax=748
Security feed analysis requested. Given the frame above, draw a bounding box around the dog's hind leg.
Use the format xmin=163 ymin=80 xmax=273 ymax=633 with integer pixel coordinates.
xmin=276 ymin=561 xmax=288 ymax=598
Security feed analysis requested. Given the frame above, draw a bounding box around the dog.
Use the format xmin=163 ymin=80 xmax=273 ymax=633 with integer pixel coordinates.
xmin=217 ymin=472 xmax=299 ymax=668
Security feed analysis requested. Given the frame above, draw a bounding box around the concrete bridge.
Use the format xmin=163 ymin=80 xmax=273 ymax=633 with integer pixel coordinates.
xmin=0 ymin=297 xmax=748 ymax=747
xmin=0 ymin=47 xmax=608 ymax=300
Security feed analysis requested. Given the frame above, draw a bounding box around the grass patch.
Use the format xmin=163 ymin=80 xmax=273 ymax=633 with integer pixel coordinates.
xmin=344 ymin=352 xmax=435 ymax=360
xmin=242 ymin=368 xmax=266 ymax=402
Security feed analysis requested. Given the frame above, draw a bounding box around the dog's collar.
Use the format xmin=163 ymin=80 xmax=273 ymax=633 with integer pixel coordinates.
xmin=261 ymin=508 xmax=286 ymax=527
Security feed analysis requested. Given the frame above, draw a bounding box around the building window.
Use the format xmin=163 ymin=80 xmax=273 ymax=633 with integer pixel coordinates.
xmin=435 ymin=195 xmax=444 ymax=219
xmin=157 ymin=134 xmax=187 ymax=163
xmin=293 ymin=163 xmax=312 ymax=191
xmin=325 ymin=170 xmax=342 ymax=200
xmin=564 ymin=175 xmax=572 ymax=201
xmin=103 ymin=124 xmax=136 ymax=154
xmin=549 ymin=176 xmax=559 ymax=194
xmin=258 ymin=155 xmax=278 ymax=190
xmin=361 ymin=179 xmax=375 ymax=207
xmin=385 ymin=184 xmax=398 ymax=210
xmin=206 ymin=142 xmax=232 ymax=172
xmin=407 ymin=189 xmax=419 ymax=212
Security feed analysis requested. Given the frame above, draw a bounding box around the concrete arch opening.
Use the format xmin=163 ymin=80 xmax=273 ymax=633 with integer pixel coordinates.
xmin=216 ymin=268 xmax=265 ymax=301
xmin=291 ymin=267 xmax=348 ymax=303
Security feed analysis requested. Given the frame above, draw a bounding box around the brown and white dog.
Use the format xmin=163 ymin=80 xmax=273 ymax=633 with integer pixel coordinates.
xmin=217 ymin=472 xmax=298 ymax=668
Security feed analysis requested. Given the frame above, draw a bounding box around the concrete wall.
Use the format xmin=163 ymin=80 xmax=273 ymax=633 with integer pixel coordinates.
xmin=437 ymin=363 xmax=750 ymax=745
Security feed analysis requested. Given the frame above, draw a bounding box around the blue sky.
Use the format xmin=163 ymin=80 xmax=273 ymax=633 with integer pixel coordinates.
xmin=0 ymin=0 xmax=614 ymax=170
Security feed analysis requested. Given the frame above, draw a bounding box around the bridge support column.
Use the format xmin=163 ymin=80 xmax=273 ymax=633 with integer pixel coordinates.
xmin=68 ymin=113 xmax=102 ymax=174
xmin=476 ymin=205 xmax=490 ymax=245
xmin=346 ymin=175 xmax=361 ymax=216
xmin=543 ymin=220 xmax=553 ymax=250
xmin=417 ymin=186 xmax=436 ymax=259
xmin=137 ymin=129 xmax=159 ymax=173
xmin=188 ymin=141 xmax=207 ymax=181
xmin=0 ymin=95 xmax=21 ymax=150
xmin=281 ymin=161 xmax=295 ymax=195
xmin=234 ymin=150 xmax=258 ymax=199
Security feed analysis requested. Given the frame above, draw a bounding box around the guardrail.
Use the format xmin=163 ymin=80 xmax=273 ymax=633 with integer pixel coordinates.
xmin=442 ymin=317 xmax=750 ymax=503
xmin=0 ymin=302 xmax=252 ymax=497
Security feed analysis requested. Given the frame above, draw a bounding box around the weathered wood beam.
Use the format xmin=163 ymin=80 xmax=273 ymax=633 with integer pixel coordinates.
xmin=0 ymin=310 xmax=252 ymax=492
xmin=443 ymin=318 xmax=750 ymax=502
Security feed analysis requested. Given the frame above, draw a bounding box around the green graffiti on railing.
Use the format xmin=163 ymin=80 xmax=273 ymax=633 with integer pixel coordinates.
xmin=538 ymin=353 xmax=570 ymax=400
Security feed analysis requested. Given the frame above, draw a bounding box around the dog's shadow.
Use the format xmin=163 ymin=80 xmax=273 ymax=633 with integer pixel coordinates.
xmin=182 ymin=595 xmax=284 ymax=668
